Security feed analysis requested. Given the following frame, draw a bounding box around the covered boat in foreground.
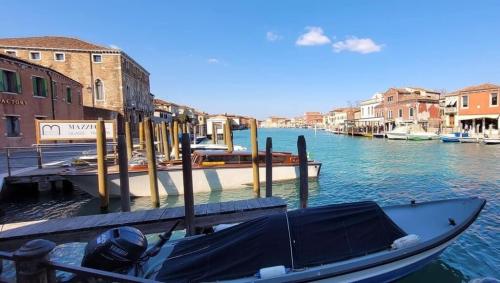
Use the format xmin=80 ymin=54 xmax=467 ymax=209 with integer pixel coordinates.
xmin=146 ymin=197 xmax=484 ymax=282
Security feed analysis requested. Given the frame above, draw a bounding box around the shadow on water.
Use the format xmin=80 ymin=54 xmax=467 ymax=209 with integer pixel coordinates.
xmin=399 ymin=260 xmax=465 ymax=283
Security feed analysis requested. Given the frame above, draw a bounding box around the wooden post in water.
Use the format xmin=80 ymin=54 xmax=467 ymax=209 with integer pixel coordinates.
xmin=139 ymin=121 xmax=145 ymax=150
xmin=181 ymin=133 xmax=195 ymax=236
xmin=250 ymin=119 xmax=260 ymax=196
xmin=96 ymin=119 xmax=109 ymax=210
xmin=125 ymin=120 xmax=133 ymax=160
xmin=161 ymin=122 xmax=171 ymax=161
xmin=265 ymin=137 xmax=273 ymax=197
xmin=297 ymin=135 xmax=308 ymax=208
xmin=212 ymin=124 xmax=218 ymax=144
xmin=116 ymin=114 xmax=131 ymax=212
xmin=155 ymin=123 xmax=161 ymax=152
xmin=173 ymin=120 xmax=180 ymax=160
xmin=144 ymin=117 xmax=160 ymax=207
xmin=226 ymin=119 xmax=234 ymax=152
xmin=169 ymin=122 xmax=175 ymax=154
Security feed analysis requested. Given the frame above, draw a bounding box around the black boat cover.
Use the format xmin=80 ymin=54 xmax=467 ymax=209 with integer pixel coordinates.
xmin=156 ymin=201 xmax=406 ymax=282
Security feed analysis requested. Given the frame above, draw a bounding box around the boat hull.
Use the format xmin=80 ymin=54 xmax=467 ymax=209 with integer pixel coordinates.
xmin=483 ymin=138 xmax=500 ymax=145
xmin=64 ymin=163 xmax=321 ymax=197
xmin=386 ymin=133 xmax=408 ymax=140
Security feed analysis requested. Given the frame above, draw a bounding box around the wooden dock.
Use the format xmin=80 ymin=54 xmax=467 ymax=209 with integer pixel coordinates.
xmin=0 ymin=197 xmax=286 ymax=251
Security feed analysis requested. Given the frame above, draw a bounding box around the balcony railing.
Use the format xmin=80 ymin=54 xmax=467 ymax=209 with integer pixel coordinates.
xmin=444 ymin=107 xmax=457 ymax=114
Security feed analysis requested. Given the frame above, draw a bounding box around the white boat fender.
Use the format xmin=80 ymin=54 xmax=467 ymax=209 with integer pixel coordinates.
xmin=258 ymin=265 xmax=287 ymax=279
xmin=391 ymin=234 xmax=420 ymax=250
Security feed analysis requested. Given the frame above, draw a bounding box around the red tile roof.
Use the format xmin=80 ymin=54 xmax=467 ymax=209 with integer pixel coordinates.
xmin=456 ymin=83 xmax=500 ymax=92
xmin=0 ymin=36 xmax=113 ymax=51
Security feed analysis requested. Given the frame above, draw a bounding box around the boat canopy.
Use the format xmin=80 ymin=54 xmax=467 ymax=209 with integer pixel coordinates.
xmin=156 ymin=201 xmax=406 ymax=282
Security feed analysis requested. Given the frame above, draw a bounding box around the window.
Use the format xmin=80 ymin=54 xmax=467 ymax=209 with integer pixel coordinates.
xmin=388 ymin=96 xmax=394 ymax=102
xmin=491 ymin=93 xmax=498 ymax=106
xmin=92 ymin=54 xmax=102 ymax=63
xmin=95 ymin=79 xmax=104 ymax=100
xmin=462 ymin=95 xmax=469 ymax=108
xmin=30 ymin=51 xmax=41 ymax=60
xmin=32 ymin=76 xmax=48 ymax=97
xmin=0 ymin=69 xmax=21 ymax=93
xmin=66 ymin=87 xmax=72 ymax=103
xmin=388 ymin=110 xmax=393 ymax=119
xmin=5 ymin=50 xmax=16 ymax=56
xmin=5 ymin=116 xmax=20 ymax=137
xmin=398 ymin=109 xmax=403 ymax=118
xmin=409 ymin=107 xmax=414 ymax=117
xmin=54 ymin=52 xmax=65 ymax=61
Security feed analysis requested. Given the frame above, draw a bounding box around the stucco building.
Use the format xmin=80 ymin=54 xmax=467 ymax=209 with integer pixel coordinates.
xmin=0 ymin=36 xmax=152 ymax=129
xmin=454 ymin=83 xmax=500 ymax=135
xmin=0 ymin=54 xmax=82 ymax=147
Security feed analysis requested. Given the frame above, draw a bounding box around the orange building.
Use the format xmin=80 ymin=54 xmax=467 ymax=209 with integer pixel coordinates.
xmin=455 ymin=83 xmax=500 ymax=134
xmin=304 ymin=112 xmax=324 ymax=126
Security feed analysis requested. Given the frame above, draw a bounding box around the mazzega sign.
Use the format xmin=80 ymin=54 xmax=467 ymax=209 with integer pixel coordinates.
xmin=36 ymin=120 xmax=115 ymax=142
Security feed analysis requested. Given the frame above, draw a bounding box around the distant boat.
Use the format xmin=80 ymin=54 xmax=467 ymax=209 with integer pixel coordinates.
xmin=386 ymin=125 xmax=410 ymax=140
xmin=407 ymin=132 xmax=439 ymax=141
xmin=62 ymin=150 xmax=322 ymax=197
xmin=387 ymin=124 xmax=439 ymax=141
xmin=459 ymin=136 xmax=480 ymax=143
xmin=441 ymin=132 xmax=468 ymax=143
xmin=483 ymin=137 xmax=500 ymax=145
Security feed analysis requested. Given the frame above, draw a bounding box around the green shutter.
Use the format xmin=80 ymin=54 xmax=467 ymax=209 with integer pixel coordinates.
xmin=42 ymin=78 xmax=47 ymax=97
xmin=32 ymin=77 xmax=37 ymax=96
xmin=15 ymin=72 xmax=21 ymax=93
xmin=0 ymin=70 xmax=5 ymax=92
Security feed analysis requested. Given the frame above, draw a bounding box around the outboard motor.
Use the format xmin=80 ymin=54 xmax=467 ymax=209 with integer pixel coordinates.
xmin=82 ymin=226 xmax=148 ymax=272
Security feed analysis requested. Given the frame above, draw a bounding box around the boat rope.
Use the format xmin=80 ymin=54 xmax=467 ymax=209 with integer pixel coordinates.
xmin=284 ymin=211 xmax=295 ymax=270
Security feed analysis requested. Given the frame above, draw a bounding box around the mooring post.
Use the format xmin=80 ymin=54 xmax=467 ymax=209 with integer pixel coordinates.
xmin=145 ymin=117 xmax=160 ymax=207
xmin=36 ymin=146 xmax=43 ymax=169
xmin=297 ymin=135 xmax=308 ymax=208
xmin=96 ymin=119 xmax=109 ymax=210
xmin=250 ymin=118 xmax=260 ymax=196
xmin=265 ymin=137 xmax=273 ymax=197
xmin=117 ymin=114 xmax=131 ymax=212
xmin=125 ymin=120 xmax=133 ymax=160
xmin=139 ymin=121 xmax=145 ymax=150
xmin=181 ymin=133 xmax=195 ymax=236
xmin=14 ymin=239 xmax=56 ymax=283
xmin=161 ymin=122 xmax=171 ymax=161
xmin=6 ymin=148 xmax=11 ymax=177
xmin=223 ymin=122 xmax=228 ymax=145
xmin=168 ymin=122 xmax=174 ymax=155
xmin=212 ymin=123 xmax=217 ymax=144
xmin=173 ymin=120 xmax=180 ymax=160
xmin=225 ymin=119 xmax=234 ymax=152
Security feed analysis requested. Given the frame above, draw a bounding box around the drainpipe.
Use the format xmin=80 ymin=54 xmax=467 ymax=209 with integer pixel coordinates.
xmin=89 ymin=52 xmax=95 ymax=109
xmin=46 ymin=70 xmax=56 ymax=119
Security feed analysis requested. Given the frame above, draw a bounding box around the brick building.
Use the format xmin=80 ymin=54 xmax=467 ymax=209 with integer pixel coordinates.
xmin=0 ymin=37 xmax=152 ymax=130
xmin=0 ymin=54 xmax=82 ymax=147
xmin=452 ymin=83 xmax=499 ymax=135
xmin=304 ymin=112 xmax=324 ymax=126
xmin=376 ymin=87 xmax=441 ymax=130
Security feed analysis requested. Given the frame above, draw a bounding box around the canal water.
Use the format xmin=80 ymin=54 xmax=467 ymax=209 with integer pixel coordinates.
xmin=1 ymin=128 xmax=499 ymax=282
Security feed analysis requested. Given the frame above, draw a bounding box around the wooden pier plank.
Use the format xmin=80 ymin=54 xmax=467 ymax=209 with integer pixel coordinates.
xmin=0 ymin=197 xmax=286 ymax=251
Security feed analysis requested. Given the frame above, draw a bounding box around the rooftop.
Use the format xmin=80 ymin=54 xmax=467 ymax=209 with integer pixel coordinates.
xmin=456 ymin=83 xmax=500 ymax=93
xmin=0 ymin=36 xmax=113 ymax=51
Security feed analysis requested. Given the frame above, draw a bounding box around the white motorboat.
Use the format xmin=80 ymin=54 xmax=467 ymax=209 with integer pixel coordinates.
xmin=386 ymin=125 xmax=410 ymax=140
xmin=62 ymin=150 xmax=321 ymax=197
xmin=483 ymin=137 xmax=500 ymax=145
xmin=407 ymin=132 xmax=439 ymax=141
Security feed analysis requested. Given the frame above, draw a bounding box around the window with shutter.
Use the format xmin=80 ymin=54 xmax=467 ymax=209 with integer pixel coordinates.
xmin=32 ymin=76 xmax=47 ymax=97
xmin=66 ymin=87 xmax=72 ymax=103
xmin=0 ymin=70 xmax=21 ymax=93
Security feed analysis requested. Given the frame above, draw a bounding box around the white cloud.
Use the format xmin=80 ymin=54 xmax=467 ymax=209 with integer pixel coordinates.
xmin=207 ymin=58 xmax=220 ymax=64
xmin=332 ymin=37 xmax=383 ymax=54
xmin=296 ymin=26 xmax=331 ymax=46
xmin=266 ymin=31 xmax=282 ymax=42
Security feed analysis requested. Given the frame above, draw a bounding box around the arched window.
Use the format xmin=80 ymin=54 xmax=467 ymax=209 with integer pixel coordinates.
xmin=95 ymin=79 xmax=104 ymax=101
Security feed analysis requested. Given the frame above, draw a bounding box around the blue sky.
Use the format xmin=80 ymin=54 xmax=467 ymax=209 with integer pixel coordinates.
xmin=3 ymin=0 xmax=500 ymax=118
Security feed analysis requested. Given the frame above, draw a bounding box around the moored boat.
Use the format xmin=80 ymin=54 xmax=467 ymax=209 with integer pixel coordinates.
xmin=483 ymin=137 xmax=500 ymax=145
xmin=386 ymin=125 xmax=409 ymax=140
xmin=62 ymin=150 xmax=322 ymax=197
xmin=407 ymin=132 xmax=439 ymax=141
xmin=441 ymin=132 xmax=468 ymax=143
xmin=459 ymin=136 xmax=480 ymax=143
xmin=80 ymin=197 xmax=485 ymax=282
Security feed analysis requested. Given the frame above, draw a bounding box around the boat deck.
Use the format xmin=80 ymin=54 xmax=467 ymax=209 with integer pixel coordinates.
xmin=0 ymin=197 xmax=287 ymax=251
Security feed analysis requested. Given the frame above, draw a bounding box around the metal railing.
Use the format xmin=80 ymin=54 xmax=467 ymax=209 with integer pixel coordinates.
xmin=0 ymin=242 xmax=158 ymax=283
xmin=4 ymin=143 xmax=117 ymax=177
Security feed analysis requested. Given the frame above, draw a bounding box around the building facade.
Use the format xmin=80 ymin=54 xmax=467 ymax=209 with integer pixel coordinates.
xmin=376 ymin=87 xmax=441 ymax=130
xmin=304 ymin=112 xmax=324 ymax=126
xmin=0 ymin=36 xmax=152 ymax=126
xmin=0 ymin=54 xmax=83 ymax=147
xmin=359 ymin=93 xmax=384 ymax=127
xmin=455 ymin=83 xmax=500 ymax=135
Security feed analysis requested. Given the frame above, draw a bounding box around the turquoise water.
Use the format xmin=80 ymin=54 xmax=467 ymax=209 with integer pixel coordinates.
xmin=1 ymin=128 xmax=498 ymax=282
